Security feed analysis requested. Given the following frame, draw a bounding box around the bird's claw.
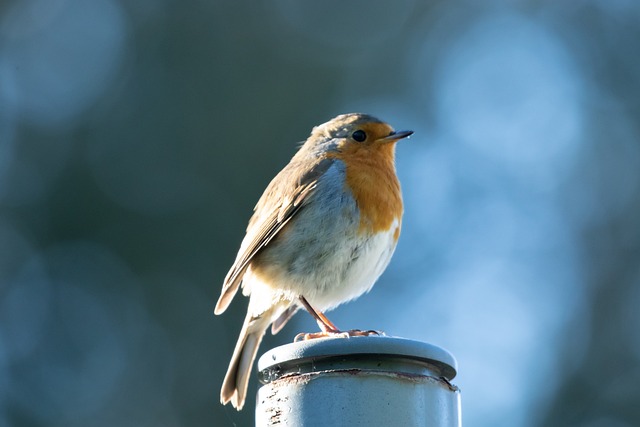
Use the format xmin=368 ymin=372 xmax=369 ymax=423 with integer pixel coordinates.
xmin=294 ymin=329 xmax=385 ymax=342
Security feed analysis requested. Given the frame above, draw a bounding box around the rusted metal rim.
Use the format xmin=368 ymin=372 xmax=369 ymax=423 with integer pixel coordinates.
xmin=257 ymin=335 xmax=457 ymax=383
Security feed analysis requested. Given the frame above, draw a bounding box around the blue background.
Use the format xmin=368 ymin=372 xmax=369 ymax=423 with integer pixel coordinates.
xmin=1 ymin=1 xmax=639 ymax=426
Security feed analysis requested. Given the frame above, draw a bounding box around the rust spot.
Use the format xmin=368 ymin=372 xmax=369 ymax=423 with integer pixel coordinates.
xmin=269 ymin=409 xmax=282 ymax=425
xmin=267 ymin=368 xmax=459 ymax=391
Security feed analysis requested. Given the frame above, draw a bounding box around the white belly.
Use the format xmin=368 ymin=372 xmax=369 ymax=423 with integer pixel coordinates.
xmin=244 ymin=217 xmax=400 ymax=315
xmin=306 ymin=220 xmax=400 ymax=311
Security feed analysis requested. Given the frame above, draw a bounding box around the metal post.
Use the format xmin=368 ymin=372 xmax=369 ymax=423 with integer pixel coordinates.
xmin=256 ymin=336 xmax=461 ymax=426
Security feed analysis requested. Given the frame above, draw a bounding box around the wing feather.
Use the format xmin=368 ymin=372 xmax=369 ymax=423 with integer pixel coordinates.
xmin=214 ymin=157 xmax=334 ymax=314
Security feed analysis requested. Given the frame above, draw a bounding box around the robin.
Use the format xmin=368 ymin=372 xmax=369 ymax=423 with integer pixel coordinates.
xmin=215 ymin=113 xmax=412 ymax=410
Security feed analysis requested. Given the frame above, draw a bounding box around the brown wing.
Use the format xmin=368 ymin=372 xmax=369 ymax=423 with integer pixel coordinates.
xmin=214 ymin=157 xmax=334 ymax=315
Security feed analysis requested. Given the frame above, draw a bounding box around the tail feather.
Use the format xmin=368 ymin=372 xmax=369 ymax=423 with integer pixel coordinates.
xmin=220 ymin=313 xmax=269 ymax=410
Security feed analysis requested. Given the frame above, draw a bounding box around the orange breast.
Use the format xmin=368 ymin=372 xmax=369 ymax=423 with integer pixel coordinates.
xmin=329 ymin=143 xmax=403 ymax=234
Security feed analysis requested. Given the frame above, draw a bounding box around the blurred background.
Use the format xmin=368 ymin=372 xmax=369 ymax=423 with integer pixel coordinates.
xmin=1 ymin=0 xmax=640 ymax=426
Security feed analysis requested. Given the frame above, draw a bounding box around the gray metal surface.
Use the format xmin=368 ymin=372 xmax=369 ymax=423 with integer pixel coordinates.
xmin=256 ymin=336 xmax=461 ymax=426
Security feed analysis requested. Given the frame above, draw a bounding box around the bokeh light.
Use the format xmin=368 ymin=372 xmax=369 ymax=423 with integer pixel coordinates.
xmin=1 ymin=0 xmax=639 ymax=426
xmin=0 ymin=0 xmax=127 ymax=128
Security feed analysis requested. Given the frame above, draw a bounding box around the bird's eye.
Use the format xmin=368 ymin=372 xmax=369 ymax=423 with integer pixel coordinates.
xmin=352 ymin=130 xmax=366 ymax=142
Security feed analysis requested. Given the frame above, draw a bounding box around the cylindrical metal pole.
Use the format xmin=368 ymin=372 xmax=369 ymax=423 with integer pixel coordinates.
xmin=256 ymin=336 xmax=461 ymax=427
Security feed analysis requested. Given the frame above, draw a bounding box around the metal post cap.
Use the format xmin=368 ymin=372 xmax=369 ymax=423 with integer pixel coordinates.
xmin=257 ymin=335 xmax=457 ymax=383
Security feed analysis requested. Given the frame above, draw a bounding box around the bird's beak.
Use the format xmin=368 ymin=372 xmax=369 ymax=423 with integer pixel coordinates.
xmin=379 ymin=130 xmax=413 ymax=143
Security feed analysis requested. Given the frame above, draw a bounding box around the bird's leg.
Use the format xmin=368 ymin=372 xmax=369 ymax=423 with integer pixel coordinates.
xmin=295 ymin=295 xmax=385 ymax=342
xmin=298 ymin=295 xmax=340 ymax=333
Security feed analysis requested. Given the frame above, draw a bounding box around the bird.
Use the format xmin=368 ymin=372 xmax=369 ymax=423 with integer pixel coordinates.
xmin=215 ymin=113 xmax=412 ymax=410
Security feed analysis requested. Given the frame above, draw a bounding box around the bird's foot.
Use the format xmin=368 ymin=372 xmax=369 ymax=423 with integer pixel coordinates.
xmin=294 ymin=329 xmax=385 ymax=342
